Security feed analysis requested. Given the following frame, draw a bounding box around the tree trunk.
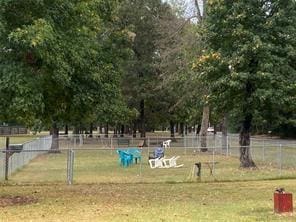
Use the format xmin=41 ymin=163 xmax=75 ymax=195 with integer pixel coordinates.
xmin=239 ymin=113 xmax=256 ymax=168
xmin=120 ymin=125 xmax=124 ymax=137
xmin=125 ymin=125 xmax=130 ymax=134
xmin=170 ymin=121 xmax=175 ymax=138
xmin=196 ymin=125 xmax=200 ymax=135
xmin=132 ymin=121 xmax=137 ymax=138
xmin=89 ymin=123 xmax=93 ymax=138
xmin=221 ymin=115 xmax=228 ymax=151
xmin=105 ymin=124 xmax=109 ymax=138
xmin=64 ymin=124 xmax=68 ymax=135
xmin=188 ymin=125 xmax=192 ymax=134
xmin=113 ymin=127 xmax=118 ymax=137
xmin=73 ymin=126 xmax=79 ymax=135
xmin=50 ymin=121 xmax=60 ymax=153
xmin=179 ymin=122 xmax=184 ymax=137
xmin=176 ymin=123 xmax=179 ymax=134
xmin=199 ymin=105 xmax=210 ymax=151
xmin=140 ymin=99 xmax=145 ymax=138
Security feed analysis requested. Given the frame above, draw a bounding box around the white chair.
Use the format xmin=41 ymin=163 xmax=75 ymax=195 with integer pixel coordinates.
xmin=149 ymin=157 xmax=164 ymax=169
xmin=162 ymin=139 xmax=172 ymax=149
xmin=162 ymin=156 xmax=175 ymax=168
xmin=162 ymin=156 xmax=184 ymax=168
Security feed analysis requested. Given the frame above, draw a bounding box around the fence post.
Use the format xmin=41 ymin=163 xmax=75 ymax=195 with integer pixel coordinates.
xmin=110 ymin=137 xmax=113 ymax=155
xmin=5 ymin=137 xmax=10 ymax=180
xmin=279 ymin=144 xmax=282 ymax=176
xmin=184 ymin=135 xmax=187 ymax=155
xmin=79 ymin=134 xmax=83 ymax=146
xmin=250 ymin=139 xmax=253 ymax=159
xmin=226 ymin=136 xmax=229 ymax=156
xmin=212 ymin=148 xmax=215 ymax=176
xmin=147 ymin=137 xmax=150 ymax=155
xmin=262 ymin=140 xmax=265 ymax=162
xmin=139 ymin=150 xmax=142 ymax=177
xmin=67 ymin=149 xmax=75 ymax=185
xmin=74 ymin=136 xmax=77 ymax=149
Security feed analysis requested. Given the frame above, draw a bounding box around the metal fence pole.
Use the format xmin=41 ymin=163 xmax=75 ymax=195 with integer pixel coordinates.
xmin=110 ymin=137 xmax=113 ymax=155
xmin=212 ymin=148 xmax=215 ymax=176
xmin=250 ymin=139 xmax=253 ymax=160
xmin=74 ymin=137 xmax=77 ymax=149
xmin=79 ymin=135 xmax=83 ymax=146
xmin=5 ymin=137 xmax=10 ymax=180
xmin=67 ymin=149 xmax=75 ymax=185
xmin=67 ymin=150 xmax=70 ymax=184
xmin=279 ymin=144 xmax=282 ymax=176
xmin=147 ymin=137 xmax=150 ymax=155
xmin=262 ymin=140 xmax=265 ymax=162
xmin=226 ymin=136 xmax=229 ymax=156
xmin=139 ymin=151 xmax=142 ymax=177
xmin=184 ymin=135 xmax=187 ymax=155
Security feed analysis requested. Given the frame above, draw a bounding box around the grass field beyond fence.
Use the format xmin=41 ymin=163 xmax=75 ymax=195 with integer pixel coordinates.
xmin=4 ymin=147 xmax=296 ymax=185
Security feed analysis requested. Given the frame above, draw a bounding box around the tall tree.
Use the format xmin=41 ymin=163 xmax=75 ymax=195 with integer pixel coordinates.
xmin=203 ymin=0 xmax=296 ymax=167
xmin=119 ymin=0 xmax=173 ymax=138
xmin=194 ymin=0 xmax=211 ymax=151
xmin=0 ymin=0 xmax=125 ymax=150
xmin=155 ymin=1 xmax=205 ymax=139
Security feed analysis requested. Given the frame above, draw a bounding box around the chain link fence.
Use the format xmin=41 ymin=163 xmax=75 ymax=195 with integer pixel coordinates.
xmin=1 ymin=134 xmax=296 ymax=184
xmin=0 ymin=136 xmax=52 ymax=180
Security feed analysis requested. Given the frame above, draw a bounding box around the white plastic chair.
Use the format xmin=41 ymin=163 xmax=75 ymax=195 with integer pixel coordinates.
xmin=162 ymin=156 xmax=183 ymax=168
xmin=162 ymin=139 xmax=172 ymax=149
xmin=149 ymin=157 xmax=164 ymax=169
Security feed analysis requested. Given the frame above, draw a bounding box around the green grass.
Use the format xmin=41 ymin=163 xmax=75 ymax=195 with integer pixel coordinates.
xmin=6 ymin=148 xmax=296 ymax=184
xmin=1 ymin=180 xmax=296 ymax=221
xmin=1 ymin=147 xmax=296 ymax=221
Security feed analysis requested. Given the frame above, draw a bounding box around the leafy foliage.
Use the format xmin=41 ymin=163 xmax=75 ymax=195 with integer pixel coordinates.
xmin=201 ymin=0 xmax=296 ymax=134
xmin=0 ymin=0 xmax=129 ymax=130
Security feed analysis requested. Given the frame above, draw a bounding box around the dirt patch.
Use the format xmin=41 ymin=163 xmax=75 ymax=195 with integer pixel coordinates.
xmin=0 ymin=196 xmax=38 ymax=207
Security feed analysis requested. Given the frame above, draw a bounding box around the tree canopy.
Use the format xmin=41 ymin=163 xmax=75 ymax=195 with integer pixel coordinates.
xmin=0 ymin=0 xmax=133 ymax=150
xmin=0 ymin=0 xmax=295 ymax=159
xmin=196 ymin=0 xmax=296 ymax=166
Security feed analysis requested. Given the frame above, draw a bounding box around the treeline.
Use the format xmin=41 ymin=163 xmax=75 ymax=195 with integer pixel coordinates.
xmin=0 ymin=0 xmax=295 ymax=166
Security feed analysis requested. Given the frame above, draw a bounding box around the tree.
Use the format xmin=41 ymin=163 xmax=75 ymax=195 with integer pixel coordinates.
xmin=0 ymin=0 xmax=126 ymax=150
xmin=203 ymin=0 xmax=296 ymax=167
xmin=118 ymin=0 xmax=175 ymax=138
xmin=153 ymin=1 xmax=207 ymax=139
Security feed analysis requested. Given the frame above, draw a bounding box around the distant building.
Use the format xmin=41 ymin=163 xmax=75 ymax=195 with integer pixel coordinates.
xmin=0 ymin=126 xmax=28 ymax=135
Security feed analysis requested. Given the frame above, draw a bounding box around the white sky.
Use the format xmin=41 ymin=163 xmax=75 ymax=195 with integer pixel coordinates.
xmin=164 ymin=0 xmax=203 ymax=19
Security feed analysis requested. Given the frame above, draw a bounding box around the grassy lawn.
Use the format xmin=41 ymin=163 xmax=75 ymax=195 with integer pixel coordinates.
xmin=6 ymin=148 xmax=296 ymax=184
xmin=1 ymin=146 xmax=296 ymax=221
xmin=1 ymin=180 xmax=296 ymax=221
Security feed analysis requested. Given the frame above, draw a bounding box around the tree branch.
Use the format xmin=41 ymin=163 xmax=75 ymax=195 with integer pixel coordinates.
xmin=194 ymin=0 xmax=203 ymax=22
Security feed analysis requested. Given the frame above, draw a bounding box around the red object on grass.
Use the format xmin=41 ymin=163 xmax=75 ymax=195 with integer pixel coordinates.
xmin=274 ymin=192 xmax=293 ymax=213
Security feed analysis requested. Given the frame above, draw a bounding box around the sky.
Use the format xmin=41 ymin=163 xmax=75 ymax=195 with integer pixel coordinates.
xmin=164 ymin=0 xmax=204 ymax=19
